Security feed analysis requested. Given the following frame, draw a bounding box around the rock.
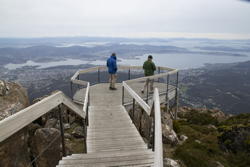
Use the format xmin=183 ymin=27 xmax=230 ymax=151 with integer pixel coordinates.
xmin=140 ymin=111 xmax=152 ymax=140
xmin=215 ymin=161 xmax=224 ymax=167
xmin=0 ymin=80 xmax=8 ymax=96
xmin=72 ymin=126 xmax=85 ymax=138
xmin=45 ymin=118 xmax=58 ymax=128
xmin=195 ymin=140 xmax=201 ymax=144
xmin=64 ymin=123 xmax=71 ymax=130
xmin=162 ymin=124 xmax=179 ymax=146
xmin=164 ymin=158 xmax=180 ymax=167
xmin=180 ymin=135 xmax=188 ymax=142
xmin=0 ymin=81 xmax=29 ymax=121
xmin=30 ymin=128 xmax=61 ymax=167
xmin=132 ymin=107 xmax=143 ymax=130
xmin=162 ymin=112 xmax=173 ymax=130
xmin=0 ymin=128 xmax=30 ymax=167
xmin=0 ymin=81 xmax=30 ymax=167
xmin=64 ymin=133 xmax=72 ymax=139
xmin=207 ymin=124 xmax=217 ymax=130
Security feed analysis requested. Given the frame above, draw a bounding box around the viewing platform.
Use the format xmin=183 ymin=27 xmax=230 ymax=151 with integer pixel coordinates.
xmin=0 ymin=65 xmax=179 ymax=167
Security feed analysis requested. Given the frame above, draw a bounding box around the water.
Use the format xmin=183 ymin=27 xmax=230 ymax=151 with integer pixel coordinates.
xmin=4 ymin=53 xmax=250 ymax=70
xmin=3 ymin=39 xmax=250 ymax=70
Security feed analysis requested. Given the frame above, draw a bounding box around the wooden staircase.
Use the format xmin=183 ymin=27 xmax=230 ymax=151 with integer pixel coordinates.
xmin=57 ymin=104 xmax=154 ymax=167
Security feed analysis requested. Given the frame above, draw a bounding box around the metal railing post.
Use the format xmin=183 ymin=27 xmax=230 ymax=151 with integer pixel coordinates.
xmin=77 ymin=75 xmax=80 ymax=89
xmin=165 ymin=74 xmax=170 ymax=113
xmin=146 ymin=79 xmax=149 ymax=103
xmin=128 ymin=68 xmax=131 ymax=80
xmin=122 ymin=85 xmax=124 ymax=105
xmin=175 ymin=72 xmax=179 ymax=120
xmin=158 ymin=67 xmax=160 ymax=82
xmin=70 ymin=81 xmax=73 ymax=100
xmin=132 ymin=98 xmax=135 ymax=119
xmin=98 ymin=67 xmax=100 ymax=83
xmin=58 ymin=104 xmax=66 ymax=157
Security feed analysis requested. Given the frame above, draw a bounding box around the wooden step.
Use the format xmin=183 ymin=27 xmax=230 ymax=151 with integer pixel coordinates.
xmin=64 ymin=149 xmax=153 ymax=159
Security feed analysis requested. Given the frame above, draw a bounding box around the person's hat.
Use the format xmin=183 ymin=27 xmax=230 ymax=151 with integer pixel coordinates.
xmin=148 ymin=55 xmax=153 ymax=59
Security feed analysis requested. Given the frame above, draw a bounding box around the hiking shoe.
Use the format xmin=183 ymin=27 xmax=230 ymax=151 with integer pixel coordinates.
xmin=110 ymin=87 xmax=117 ymax=90
xmin=141 ymin=89 xmax=144 ymax=94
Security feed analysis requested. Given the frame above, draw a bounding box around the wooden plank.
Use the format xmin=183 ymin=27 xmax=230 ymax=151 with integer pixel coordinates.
xmin=152 ymin=88 xmax=163 ymax=167
xmin=59 ymin=154 xmax=153 ymax=165
xmin=65 ymin=149 xmax=152 ymax=159
xmin=61 ymin=94 xmax=85 ymax=118
xmin=83 ymin=83 xmax=90 ymax=113
xmin=71 ymin=79 xmax=88 ymax=86
xmin=86 ymin=132 xmax=140 ymax=140
xmin=88 ymin=145 xmax=148 ymax=153
xmin=70 ymin=70 xmax=79 ymax=81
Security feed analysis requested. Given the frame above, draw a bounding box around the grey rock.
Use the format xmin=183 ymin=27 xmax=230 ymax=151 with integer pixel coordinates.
xmin=180 ymin=135 xmax=188 ymax=142
xmin=30 ymin=128 xmax=61 ymax=167
xmin=64 ymin=123 xmax=71 ymax=130
xmin=64 ymin=133 xmax=72 ymax=139
xmin=72 ymin=126 xmax=85 ymax=138
xmin=162 ymin=124 xmax=179 ymax=146
xmin=164 ymin=158 xmax=180 ymax=167
xmin=44 ymin=118 xmax=58 ymax=128
xmin=215 ymin=161 xmax=224 ymax=167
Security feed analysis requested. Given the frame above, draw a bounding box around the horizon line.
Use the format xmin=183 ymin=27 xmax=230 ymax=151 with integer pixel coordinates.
xmin=0 ymin=32 xmax=250 ymax=40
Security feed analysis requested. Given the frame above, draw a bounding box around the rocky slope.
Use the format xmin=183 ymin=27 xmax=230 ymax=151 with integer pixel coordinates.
xmin=165 ymin=107 xmax=250 ymax=167
xmin=0 ymin=80 xmax=30 ymax=167
xmin=0 ymin=81 xmax=86 ymax=167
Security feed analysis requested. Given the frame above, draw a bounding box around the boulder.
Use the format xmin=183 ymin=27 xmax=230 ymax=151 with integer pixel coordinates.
xmin=162 ymin=124 xmax=179 ymax=146
xmin=179 ymin=135 xmax=188 ymax=143
xmin=164 ymin=158 xmax=180 ymax=167
xmin=72 ymin=126 xmax=85 ymax=138
xmin=162 ymin=112 xmax=173 ymax=130
xmin=30 ymin=128 xmax=61 ymax=167
xmin=44 ymin=118 xmax=58 ymax=128
xmin=0 ymin=128 xmax=30 ymax=167
xmin=0 ymin=81 xmax=30 ymax=166
xmin=64 ymin=123 xmax=71 ymax=130
xmin=0 ymin=81 xmax=29 ymax=121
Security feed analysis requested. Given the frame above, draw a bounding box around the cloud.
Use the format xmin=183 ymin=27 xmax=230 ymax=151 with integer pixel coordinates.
xmin=0 ymin=0 xmax=250 ymax=38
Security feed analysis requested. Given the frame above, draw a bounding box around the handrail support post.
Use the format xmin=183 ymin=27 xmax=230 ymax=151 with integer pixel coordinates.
xmin=98 ymin=67 xmax=100 ymax=83
xmin=175 ymin=72 xmax=179 ymax=120
xmin=58 ymin=104 xmax=66 ymax=157
xmin=122 ymin=85 xmax=125 ymax=105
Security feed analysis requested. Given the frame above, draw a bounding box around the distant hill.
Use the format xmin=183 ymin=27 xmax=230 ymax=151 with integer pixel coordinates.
xmin=181 ymin=61 xmax=250 ymax=114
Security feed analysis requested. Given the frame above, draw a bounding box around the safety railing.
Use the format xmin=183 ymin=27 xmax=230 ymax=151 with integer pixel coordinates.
xmin=122 ymin=68 xmax=179 ymax=167
xmin=70 ymin=65 xmax=178 ymax=116
xmin=70 ymin=65 xmax=179 ymax=167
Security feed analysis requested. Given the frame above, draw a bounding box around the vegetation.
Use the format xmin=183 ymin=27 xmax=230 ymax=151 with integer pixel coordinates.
xmin=171 ymin=111 xmax=250 ymax=167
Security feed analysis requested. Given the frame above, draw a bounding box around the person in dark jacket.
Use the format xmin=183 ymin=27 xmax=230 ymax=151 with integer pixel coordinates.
xmin=107 ymin=53 xmax=118 ymax=90
xmin=141 ymin=55 xmax=156 ymax=93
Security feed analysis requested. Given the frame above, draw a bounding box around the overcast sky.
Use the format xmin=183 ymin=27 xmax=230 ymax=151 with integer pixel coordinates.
xmin=0 ymin=0 xmax=250 ymax=39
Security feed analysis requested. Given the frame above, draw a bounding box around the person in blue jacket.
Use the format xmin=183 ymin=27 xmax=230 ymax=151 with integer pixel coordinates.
xmin=107 ymin=53 xmax=118 ymax=90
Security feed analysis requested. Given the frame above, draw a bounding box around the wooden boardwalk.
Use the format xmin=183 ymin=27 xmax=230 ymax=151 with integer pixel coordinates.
xmin=73 ymin=82 xmax=176 ymax=105
xmin=57 ymin=83 xmax=155 ymax=166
